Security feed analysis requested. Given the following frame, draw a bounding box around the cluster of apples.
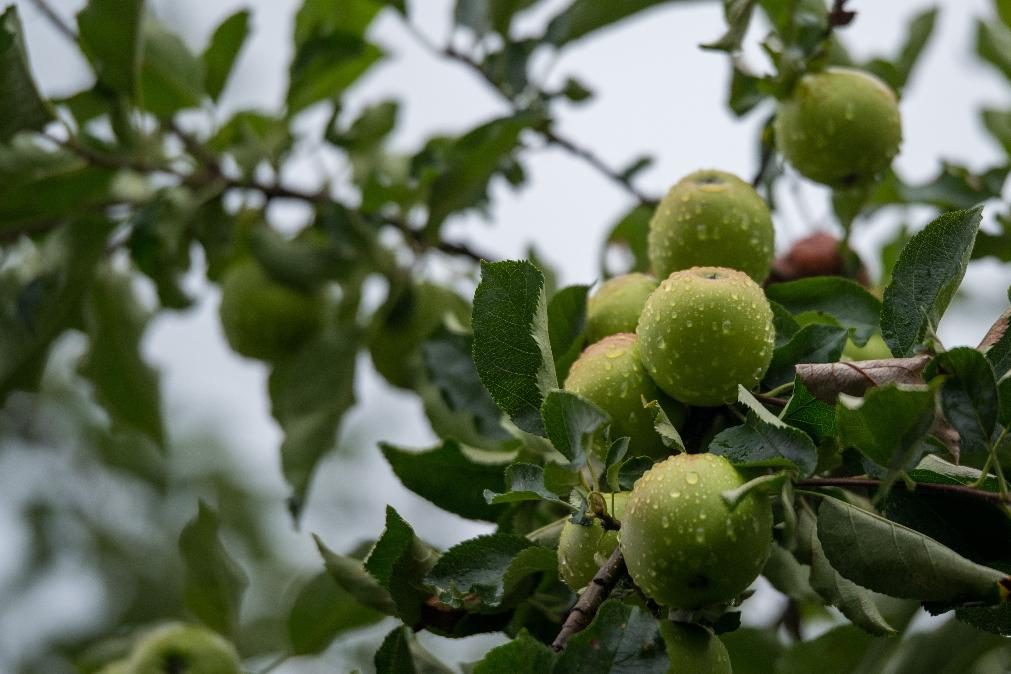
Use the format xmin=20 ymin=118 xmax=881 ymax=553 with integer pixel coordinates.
xmin=557 ymin=66 xmax=901 ymax=629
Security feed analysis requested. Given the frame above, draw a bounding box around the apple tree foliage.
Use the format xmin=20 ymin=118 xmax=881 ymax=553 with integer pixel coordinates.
xmin=3 ymin=0 xmax=1011 ymax=672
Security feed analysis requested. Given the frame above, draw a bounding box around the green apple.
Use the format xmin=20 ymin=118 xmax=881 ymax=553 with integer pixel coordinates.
xmin=585 ymin=273 xmax=658 ymax=343
xmin=775 ymin=67 xmax=902 ymax=187
xmin=95 ymin=661 xmax=130 ymax=674
xmin=660 ymin=622 xmax=732 ymax=674
xmin=128 ymin=623 xmax=241 ymax=674
xmin=218 ymin=260 xmax=321 ymax=361
xmin=564 ymin=333 xmax=685 ymax=459
xmin=648 ymin=170 xmax=775 ymax=283
xmin=369 ymin=282 xmax=470 ymax=389
xmin=620 ymin=453 xmax=773 ymax=609
xmin=557 ymin=492 xmax=628 ymax=590
xmin=637 ymin=267 xmax=774 ymax=407
xmin=842 ymin=333 xmax=892 ymax=361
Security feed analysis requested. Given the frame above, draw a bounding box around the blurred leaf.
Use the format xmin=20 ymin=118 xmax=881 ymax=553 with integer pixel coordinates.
xmin=202 ymin=9 xmax=250 ymax=101
xmin=982 ymin=107 xmax=1011 ymax=156
xmin=775 ymin=625 xmax=874 ymax=674
xmin=881 ymin=615 xmax=1011 ymax=674
xmin=77 ymin=0 xmax=144 ymax=97
xmin=454 ymin=0 xmax=540 ymax=36
xmin=709 ymin=388 xmax=818 ymax=476
xmin=208 ymin=110 xmax=292 ymax=174
xmin=817 ymin=496 xmax=1008 ymax=604
xmin=140 ymin=19 xmax=205 ymax=118
xmin=957 ymin=602 xmax=1011 ymax=637
xmin=561 ymin=76 xmax=594 ymax=102
xmin=331 ymin=100 xmax=399 ymax=153
xmin=762 ymin=542 xmax=819 ymax=603
xmin=473 ymin=629 xmax=555 ymax=673
xmin=600 ymin=204 xmax=653 ymax=277
xmin=287 ymin=0 xmax=384 ymax=114
xmin=781 ymin=379 xmax=836 ymax=442
xmin=770 ymin=300 xmax=800 ymax=348
xmin=547 ymin=284 xmax=588 ymax=382
xmin=765 ymin=276 xmax=882 ymax=346
xmin=127 ymin=197 xmax=193 ymax=309
xmin=472 ymin=260 xmax=558 ymax=436
xmin=314 ymin=535 xmax=398 ymax=616
xmin=364 ymin=507 xmax=439 ymax=626
xmin=727 ymin=62 xmax=766 ymax=116
xmin=545 ymin=0 xmax=681 ymax=46
xmin=871 ymin=165 xmax=1007 ymax=212
xmin=179 ymin=501 xmax=249 ymax=637
xmin=484 ymin=463 xmax=573 ymax=507
xmin=381 ymin=440 xmax=511 ymax=521
xmin=0 ymin=7 xmax=52 ymax=141
xmin=764 ymin=323 xmax=848 ymax=389
xmin=541 ymin=389 xmax=607 ymax=464
xmin=977 ymin=18 xmax=1011 ymax=82
xmin=925 ymin=347 xmax=998 ymax=455
xmin=553 ymin=599 xmax=667 ymax=673
xmin=80 ymin=265 xmax=165 ymax=448
xmin=863 ymin=7 xmax=937 ymax=94
xmin=269 ymin=329 xmax=359 ymax=518
xmin=702 ymin=0 xmax=759 ymax=53
xmin=881 ymin=206 xmax=982 ymax=357
xmin=425 ymin=534 xmax=549 ymax=609
xmin=721 ymin=628 xmax=784 ymax=674
xmin=288 ymin=572 xmax=383 ymax=655
xmin=835 ymin=383 xmax=935 ymax=475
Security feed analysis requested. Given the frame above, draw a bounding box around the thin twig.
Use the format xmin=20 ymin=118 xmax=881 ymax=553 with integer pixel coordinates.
xmin=27 ymin=0 xmax=78 ymax=42
xmin=754 ymin=393 xmax=789 ymax=408
xmin=552 ymin=546 xmax=627 ymax=651
xmin=796 ymin=477 xmax=1011 ymax=504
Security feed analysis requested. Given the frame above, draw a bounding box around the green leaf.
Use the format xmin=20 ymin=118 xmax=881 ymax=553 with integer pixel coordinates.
xmin=380 ymin=440 xmax=511 ymax=521
xmin=287 ymin=572 xmax=383 ymax=655
xmin=484 ymin=463 xmax=572 ymax=507
xmin=977 ymin=18 xmax=1011 ymax=82
xmin=375 ymin=627 xmax=428 ymax=674
xmin=881 ymin=206 xmax=983 ymax=357
xmin=765 ymin=276 xmax=882 ymax=346
xmin=781 ymin=379 xmax=836 ymax=442
xmin=314 ymin=534 xmax=398 ymax=616
xmin=702 ymin=0 xmax=759 ymax=53
xmin=925 ymin=347 xmax=998 ymax=455
xmin=761 ymin=542 xmax=819 ymax=603
xmin=77 ymin=0 xmax=145 ymax=97
xmin=269 ymin=331 xmax=357 ymax=518
xmin=863 ymin=7 xmax=938 ymax=94
xmin=720 ymin=628 xmax=784 ymax=674
xmin=454 ymin=0 xmax=540 ymax=36
xmin=644 ymin=399 xmax=686 ymax=453
xmin=424 ymin=534 xmax=540 ymax=609
xmin=600 ymin=204 xmax=652 ymax=277
xmin=817 ymin=496 xmax=1009 ymax=604
xmin=880 ymin=616 xmax=1010 ymax=674
xmin=178 ymin=501 xmax=249 ymax=637
xmin=202 ymin=9 xmax=250 ymax=101
xmin=80 ymin=266 xmax=165 ymax=448
xmin=709 ymin=387 xmax=818 ymax=476
xmin=553 ymin=599 xmax=667 ymax=673
xmin=140 ymin=19 xmax=205 ymax=118
xmin=472 ymin=260 xmax=558 ymax=436
xmin=957 ymin=602 xmax=1011 ymax=637
xmin=287 ymin=0 xmax=384 ymax=114
xmin=547 ymin=284 xmax=588 ymax=382
xmin=909 ymin=454 xmax=1002 ymax=494
xmin=473 ymin=629 xmax=555 ymax=674
xmin=764 ymin=323 xmax=848 ymax=388
xmin=545 ymin=0 xmax=677 ymax=47
xmin=364 ymin=507 xmax=439 ymax=626
xmin=835 ymin=383 xmax=935 ymax=475
xmin=0 ymin=6 xmax=51 ymax=141
xmin=775 ymin=625 xmax=875 ymax=674
xmin=541 ymin=389 xmax=608 ymax=464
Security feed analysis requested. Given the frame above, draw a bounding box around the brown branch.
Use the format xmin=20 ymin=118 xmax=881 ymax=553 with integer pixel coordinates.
xmin=27 ymin=0 xmax=78 ymax=42
xmin=552 ymin=546 xmax=627 ymax=652
xmin=796 ymin=477 xmax=1011 ymax=504
xmin=755 ymin=393 xmax=788 ymax=408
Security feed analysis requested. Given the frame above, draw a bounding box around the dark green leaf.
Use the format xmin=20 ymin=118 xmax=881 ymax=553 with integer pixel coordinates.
xmin=781 ymin=379 xmax=836 ymax=442
xmin=0 ymin=6 xmax=51 ymax=140
xmin=618 ymin=456 xmax=655 ymax=490
xmin=541 ymin=389 xmax=608 ymax=463
xmin=553 ymin=599 xmax=667 ymax=673
xmin=702 ymin=0 xmax=759 ymax=53
xmin=764 ymin=323 xmax=848 ymax=388
xmin=375 ymin=627 xmax=416 ymax=674
xmin=817 ymin=496 xmax=1008 ymax=604
xmin=287 ymin=572 xmax=383 ymax=655
xmin=547 ymin=284 xmax=588 ymax=382
xmin=424 ymin=534 xmax=539 ymax=609
xmin=140 ymin=19 xmax=206 ymax=118
xmin=881 ymin=206 xmax=983 ymax=357
xmin=925 ymin=347 xmax=998 ymax=455
xmin=381 ymin=440 xmax=511 ymax=521
xmin=178 ymin=501 xmax=249 ymax=637
xmin=644 ymin=399 xmax=686 ymax=453
xmin=761 ymin=542 xmax=819 ymax=604
xmin=80 ymin=266 xmax=165 ymax=448
xmin=775 ymin=625 xmax=874 ymax=674
xmin=484 ymin=463 xmax=572 ymax=507
xmin=472 ymin=260 xmax=558 ymax=436
xmin=835 ymin=383 xmax=935 ymax=475
xmin=600 ymin=204 xmax=653 ymax=277
xmin=880 ymin=615 xmax=1010 ymax=674
xmin=314 ymin=534 xmax=398 ymax=616
xmin=269 ymin=329 xmax=358 ymax=518
xmin=721 ymin=628 xmax=784 ymax=674
xmin=364 ymin=507 xmax=439 ymax=626
xmin=765 ymin=276 xmax=882 ymax=346
xmin=977 ymin=18 xmax=1011 ymax=82
xmin=545 ymin=0 xmax=677 ymax=47
xmin=77 ymin=0 xmax=144 ymax=97
xmin=709 ymin=388 xmax=818 ymax=476
xmin=202 ymin=9 xmax=250 ymax=101
xmin=957 ymin=602 xmax=1011 ymax=637
xmin=561 ymin=77 xmax=594 ymax=102
xmin=473 ymin=629 xmax=555 ymax=674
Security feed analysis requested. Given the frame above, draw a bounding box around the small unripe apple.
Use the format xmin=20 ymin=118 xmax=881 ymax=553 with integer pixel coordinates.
xmin=585 ymin=273 xmax=658 ymax=344
xmin=843 ymin=333 xmax=892 ymax=361
xmin=557 ymin=492 xmax=628 ymax=590
xmin=564 ymin=333 xmax=685 ymax=459
xmin=369 ymin=282 xmax=470 ymax=389
xmin=637 ymin=267 xmax=774 ymax=407
xmin=218 ymin=260 xmax=321 ymax=361
xmin=128 ymin=623 xmax=241 ymax=674
xmin=775 ymin=67 xmax=902 ymax=187
xmin=95 ymin=661 xmax=130 ymax=674
xmin=660 ymin=622 xmax=732 ymax=674
xmin=648 ymin=170 xmax=775 ymax=283
xmin=620 ymin=453 xmax=773 ymax=609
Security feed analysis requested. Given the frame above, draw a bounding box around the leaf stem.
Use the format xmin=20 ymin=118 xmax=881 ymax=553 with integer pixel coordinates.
xmin=551 ymin=546 xmax=626 ymax=651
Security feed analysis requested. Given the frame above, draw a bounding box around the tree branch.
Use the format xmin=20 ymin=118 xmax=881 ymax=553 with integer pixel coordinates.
xmin=27 ymin=0 xmax=78 ymax=42
xmin=796 ymin=477 xmax=1011 ymax=504
xmin=552 ymin=546 xmax=627 ymax=652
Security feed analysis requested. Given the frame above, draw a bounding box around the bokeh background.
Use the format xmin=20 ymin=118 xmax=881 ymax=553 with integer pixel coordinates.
xmin=2 ymin=0 xmax=1010 ymax=671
